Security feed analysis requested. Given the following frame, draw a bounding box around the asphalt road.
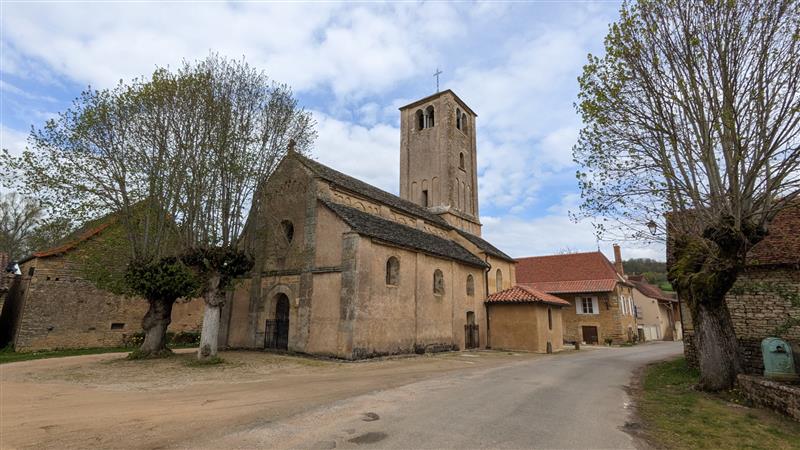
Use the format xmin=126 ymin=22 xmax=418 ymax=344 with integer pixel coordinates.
xmin=201 ymin=342 xmax=682 ymax=449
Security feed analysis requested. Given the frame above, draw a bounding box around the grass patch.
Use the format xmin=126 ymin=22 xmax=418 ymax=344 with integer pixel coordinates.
xmin=638 ymin=358 xmax=800 ymax=450
xmin=0 ymin=346 xmax=132 ymax=364
xmin=0 ymin=344 xmax=197 ymax=365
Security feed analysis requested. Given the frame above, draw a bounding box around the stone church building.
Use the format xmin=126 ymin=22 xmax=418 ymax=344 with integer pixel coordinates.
xmin=220 ymin=90 xmax=562 ymax=359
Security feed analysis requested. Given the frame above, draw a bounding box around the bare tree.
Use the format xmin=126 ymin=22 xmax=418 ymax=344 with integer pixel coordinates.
xmin=575 ymin=0 xmax=800 ymax=390
xmin=175 ymin=55 xmax=316 ymax=361
xmin=4 ymin=74 xmax=200 ymax=357
xmin=0 ymin=193 xmax=43 ymax=261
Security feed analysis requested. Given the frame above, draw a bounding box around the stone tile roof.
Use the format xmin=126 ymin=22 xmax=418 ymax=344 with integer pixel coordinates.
xmin=18 ymin=214 xmax=118 ymax=264
xmin=515 ymin=251 xmax=629 ymax=294
xmin=457 ymin=230 xmax=515 ymax=263
xmin=747 ymin=202 xmax=800 ymax=267
xmin=294 ymin=153 xmax=451 ymax=229
xmin=321 ymin=200 xmax=489 ymax=268
xmin=627 ymin=275 xmax=676 ymax=302
xmin=486 ymin=285 xmax=570 ymax=306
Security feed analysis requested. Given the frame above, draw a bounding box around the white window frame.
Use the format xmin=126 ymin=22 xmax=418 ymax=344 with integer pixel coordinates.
xmin=576 ymin=296 xmax=599 ymax=315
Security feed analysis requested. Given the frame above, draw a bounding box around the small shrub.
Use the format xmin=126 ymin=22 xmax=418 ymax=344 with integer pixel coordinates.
xmin=605 ymin=337 xmax=614 ymax=346
xmin=127 ymin=348 xmax=173 ymax=360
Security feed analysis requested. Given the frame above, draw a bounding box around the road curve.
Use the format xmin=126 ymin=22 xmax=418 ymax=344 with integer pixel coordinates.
xmin=196 ymin=342 xmax=682 ymax=449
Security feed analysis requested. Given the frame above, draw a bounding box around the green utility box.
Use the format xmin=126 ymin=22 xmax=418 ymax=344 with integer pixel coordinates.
xmin=761 ymin=337 xmax=798 ymax=381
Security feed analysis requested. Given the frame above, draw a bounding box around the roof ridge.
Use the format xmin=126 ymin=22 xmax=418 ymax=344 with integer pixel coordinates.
xmin=515 ymin=250 xmax=604 ymax=260
xmin=293 ymin=153 xmax=452 ymax=229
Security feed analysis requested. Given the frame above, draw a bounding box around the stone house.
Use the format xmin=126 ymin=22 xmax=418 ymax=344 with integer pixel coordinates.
xmin=485 ymin=285 xmax=569 ymax=353
xmin=628 ymin=275 xmax=680 ymax=341
xmin=0 ymin=216 xmax=203 ymax=351
xmin=676 ymin=203 xmax=800 ymax=374
xmin=220 ymin=90 xmax=561 ymax=358
xmin=515 ymin=245 xmax=637 ymax=344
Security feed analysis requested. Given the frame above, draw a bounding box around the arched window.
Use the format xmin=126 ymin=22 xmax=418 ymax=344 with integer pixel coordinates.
xmin=466 ymin=274 xmax=475 ymax=296
xmin=548 ymin=307 xmax=553 ymax=330
xmin=416 ymin=109 xmax=424 ymax=130
xmin=386 ymin=257 xmax=400 ymax=286
xmin=459 ymin=152 xmax=465 ymax=170
xmin=461 ymin=113 xmax=468 ymax=132
xmin=425 ymin=105 xmax=435 ymax=128
xmin=495 ymin=269 xmax=503 ymax=291
xmin=433 ymin=269 xmax=444 ymax=295
xmin=456 ymin=108 xmax=462 ymax=130
xmin=281 ymin=220 xmax=294 ymax=243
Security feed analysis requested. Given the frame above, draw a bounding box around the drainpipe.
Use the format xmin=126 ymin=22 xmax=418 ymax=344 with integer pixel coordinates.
xmin=483 ymin=255 xmax=491 ymax=349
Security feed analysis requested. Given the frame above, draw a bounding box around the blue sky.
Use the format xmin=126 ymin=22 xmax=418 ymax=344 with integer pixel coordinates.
xmin=0 ymin=1 xmax=664 ymax=261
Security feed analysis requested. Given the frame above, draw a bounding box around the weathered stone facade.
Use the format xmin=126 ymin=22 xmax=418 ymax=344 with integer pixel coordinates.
xmin=737 ymin=374 xmax=800 ymax=422
xmin=556 ymin=285 xmax=638 ymax=345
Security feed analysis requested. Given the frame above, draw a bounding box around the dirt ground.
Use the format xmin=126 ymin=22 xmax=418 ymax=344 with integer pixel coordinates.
xmin=0 ymin=349 xmax=540 ymax=449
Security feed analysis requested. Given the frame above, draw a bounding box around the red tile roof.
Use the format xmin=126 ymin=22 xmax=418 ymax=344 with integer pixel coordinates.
xmin=520 ymin=279 xmax=619 ymax=294
xmin=514 ymin=251 xmax=627 ymax=294
xmin=747 ymin=202 xmax=800 ymax=267
xmin=486 ymin=285 xmax=571 ymax=306
xmin=32 ymin=220 xmax=115 ymax=258
xmin=628 ymin=275 xmax=676 ymax=302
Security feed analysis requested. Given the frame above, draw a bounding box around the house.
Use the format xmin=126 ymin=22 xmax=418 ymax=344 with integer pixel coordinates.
xmin=628 ymin=275 xmax=680 ymax=341
xmin=674 ymin=203 xmax=800 ymax=374
xmin=515 ymin=245 xmax=637 ymax=344
xmin=221 ymin=90 xmax=562 ymax=358
xmin=0 ymin=215 xmax=203 ymax=351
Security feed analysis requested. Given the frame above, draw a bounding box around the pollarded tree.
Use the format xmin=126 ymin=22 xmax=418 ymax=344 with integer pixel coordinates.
xmin=575 ymin=0 xmax=800 ymax=390
xmin=173 ymin=55 xmax=316 ymax=360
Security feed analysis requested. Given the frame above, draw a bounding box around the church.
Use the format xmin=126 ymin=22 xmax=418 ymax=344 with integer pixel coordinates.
xmin=220 ymin=90 xmax=566 ymax=358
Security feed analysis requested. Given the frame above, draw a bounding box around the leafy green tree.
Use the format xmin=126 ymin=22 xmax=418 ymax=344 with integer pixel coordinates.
xmin=575 ymin=0 xmax=800 ymax=390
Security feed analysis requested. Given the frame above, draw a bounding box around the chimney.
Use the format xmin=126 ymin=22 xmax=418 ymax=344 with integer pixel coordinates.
xmin=613 ymin=244 xmax=624 ymax=275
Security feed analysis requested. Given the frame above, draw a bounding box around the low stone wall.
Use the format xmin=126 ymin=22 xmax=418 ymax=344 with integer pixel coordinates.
xmin=737 ymin=374 xmax=800 ymax=422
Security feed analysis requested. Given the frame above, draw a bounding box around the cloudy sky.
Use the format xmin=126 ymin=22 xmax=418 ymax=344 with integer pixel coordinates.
xmin=0 ymin=1 xmax=664 ymax=261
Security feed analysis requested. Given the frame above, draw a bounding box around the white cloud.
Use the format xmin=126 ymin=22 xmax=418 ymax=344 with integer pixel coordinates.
xmin=0 ymin=3 xmax=461 ymax=98
xmin=1 ymin=125 xmax=29 ymax=158
xmin=312 ymin=111 xmax=399 ymax=194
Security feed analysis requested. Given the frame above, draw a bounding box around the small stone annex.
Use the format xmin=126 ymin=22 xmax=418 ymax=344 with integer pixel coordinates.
xmin=219 ymin=90 xmax=567 ymax=359
xmin=0 ymin=216 xmax=203 ymax=351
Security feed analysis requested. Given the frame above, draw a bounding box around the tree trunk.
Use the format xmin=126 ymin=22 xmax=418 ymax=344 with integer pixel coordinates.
xmin=197 ymin=274 xmax=223 ymax=360
xmin=139 ymin=298 xmax=174 ymax=357
xmin=691 ymin=295 xmax=741 ymax=390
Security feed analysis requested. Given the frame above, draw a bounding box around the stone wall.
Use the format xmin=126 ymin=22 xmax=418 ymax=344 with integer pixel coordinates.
xmin=737 ymin=374 xmax=800 ymax=422
xmin=681 ymin=266 xmax=800 ymax=373
xmin=14 ymin=276 xmax=202 ymax=350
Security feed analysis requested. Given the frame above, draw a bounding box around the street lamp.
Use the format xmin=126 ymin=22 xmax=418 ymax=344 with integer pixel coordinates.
xmin=647 ymin=220 xmax=658 ymax=236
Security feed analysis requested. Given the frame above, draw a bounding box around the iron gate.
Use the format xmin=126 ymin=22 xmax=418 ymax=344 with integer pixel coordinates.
xmin=265 ymin=319 xmax=289 ymax=350
xmin=465 ymin=323 xmax=479 ymax=349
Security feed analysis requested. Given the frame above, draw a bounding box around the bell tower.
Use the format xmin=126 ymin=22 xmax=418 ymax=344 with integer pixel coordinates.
xmin=399 ymin=90 xmax=481 ymax=235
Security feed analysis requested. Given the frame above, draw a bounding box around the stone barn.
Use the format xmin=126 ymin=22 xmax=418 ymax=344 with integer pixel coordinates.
xmin=220 ymin=90 xmax=524 ymax=359
xmin=0 ymin=216 xmax=203 ymax=351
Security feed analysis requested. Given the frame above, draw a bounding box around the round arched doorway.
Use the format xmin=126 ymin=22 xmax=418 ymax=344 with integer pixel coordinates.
xmin=266 ymin=293 xmax=290 ymax=350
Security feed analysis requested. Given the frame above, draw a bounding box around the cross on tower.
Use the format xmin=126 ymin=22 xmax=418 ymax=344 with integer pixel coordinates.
xmin=433 ymin=67 xmax=442 ymax=93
